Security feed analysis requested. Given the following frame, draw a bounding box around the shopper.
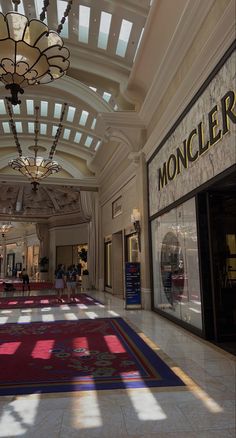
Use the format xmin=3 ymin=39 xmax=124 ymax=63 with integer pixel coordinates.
xmin=55 ymin=264 xmax=65 ymax=302
xmin=22 ymin=269 xmax=30 ymax=296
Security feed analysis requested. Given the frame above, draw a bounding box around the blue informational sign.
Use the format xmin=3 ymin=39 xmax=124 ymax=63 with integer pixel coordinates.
xmin=125 ymin=262 xmax=141 ymax=308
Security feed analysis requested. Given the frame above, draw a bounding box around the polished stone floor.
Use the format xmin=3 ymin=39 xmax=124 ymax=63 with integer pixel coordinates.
xmin=0 ymin=289 xmax=235 ymax=437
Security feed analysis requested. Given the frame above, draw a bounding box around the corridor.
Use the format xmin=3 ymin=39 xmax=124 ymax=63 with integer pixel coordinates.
xmin=0 ymin=289 xmax=235 ymax=437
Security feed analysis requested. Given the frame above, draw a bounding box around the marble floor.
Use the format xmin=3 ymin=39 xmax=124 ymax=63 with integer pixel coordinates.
xmin=0 ymin=289 xmax=235 ymax=437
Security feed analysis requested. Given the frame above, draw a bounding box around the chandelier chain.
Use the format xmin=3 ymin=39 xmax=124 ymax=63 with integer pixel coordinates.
xmin=40 ymin=0 xmax=50 ymax=22
xmin=34 ymin=106 xmax=40 ymax=157
xmin=49 ymin=103 xmax=67 ymax=159
xmin=57 ymin=0 xmax=73 ymax=34
xmin=12 ymin=0 xmax=21 ymax=12
xmin=5 ymin=99 xmax=22 ymax=156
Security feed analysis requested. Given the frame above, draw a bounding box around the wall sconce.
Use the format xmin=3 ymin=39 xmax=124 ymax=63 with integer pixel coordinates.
xmin=131 ymin=208 xmax=141 ymax=251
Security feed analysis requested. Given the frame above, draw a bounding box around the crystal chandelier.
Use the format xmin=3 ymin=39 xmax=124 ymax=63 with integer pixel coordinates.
xmin=7 ymin=100 xmax=67 ymax=191
xmin=0 ymin=0 xmax=72 ymax=105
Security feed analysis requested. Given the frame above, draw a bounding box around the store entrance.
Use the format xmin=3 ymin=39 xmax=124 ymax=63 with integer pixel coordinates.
xmin=209 ymin=181 xmax=236 ymax=352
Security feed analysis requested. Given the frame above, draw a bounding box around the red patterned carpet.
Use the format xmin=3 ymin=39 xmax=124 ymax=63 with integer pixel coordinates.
xmin=0 ymin=318 xmax=185 ymax=396
xmin=0 ymin=294 xmax=103 ymax=309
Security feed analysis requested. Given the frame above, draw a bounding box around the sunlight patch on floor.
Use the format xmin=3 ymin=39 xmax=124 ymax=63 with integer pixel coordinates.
xmin=65 ymin=312 xmax=78 ymax=320
xmin=18 ymin=315 xmax=32 ymax=323
xmin=128 ymin=386 xmax=167 ymax=420
xmin=72 ymin=391 xmax=102 ymax=428
xmin=85 ymin=311 xmax=99 ymax=319
xmin=0 ymin=393 xmax=41 ymax=436
xmin=41 ymin=314 xmax=55 ymax=322
xmin=172 ymin=366 xmax=223 ymax=413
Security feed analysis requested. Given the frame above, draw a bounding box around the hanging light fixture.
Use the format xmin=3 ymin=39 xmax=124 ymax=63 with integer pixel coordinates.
xmin=7 ymin=100 xmax=67 ymax=191
xmin=0 ymin=222 xmax=13 ymax=238
xmin=0 ymin=0 xmax=72 ymax=105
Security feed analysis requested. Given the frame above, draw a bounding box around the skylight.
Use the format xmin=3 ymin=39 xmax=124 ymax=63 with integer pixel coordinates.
xmin=98 ymin=11 xmax=112 ymax=50
xmin=78 ymin=5 xmax=90 ymax=43
xmin=15 ymin=122 xmax=23 ymax=133
xmin=79 ymin=110 xmax=89 ymax=126
xmin=91 ymin=118 xmax=96 ymax=130
xmin=67 ymin=106 xmax=76 ymax=122
xmin=13 ymin=105 xmax=20 ymax=115
xmin=26 ymin=100 xmax=34 ymax=115
xmin=89 ymin=87 xmax=97 ymax=92
xmin=28 ymin=122 xmax=34 ymax=133
xmin=116 ymin=19 xmax=133 ymax=57
xmin=54 ymin=103 xmax=62 ymax=119
xmin=40 ymin=101 xmax=48 ymax=117
xmin=52 ymin=125 xmax=58 ymax=137
xmin=103 ymin=92 xmax=111 ymax=103
xmin=74 ymin=132 xmax=82 ymax=143
xmin=95 ymin=140 xmax=101 ymax=151
xmin=40 ymin=123 xmax=47 ymax=135
xmin=2 ymin=122 xmax=10 ymax=133
xmin=0 ymin=100 xmax=6 ymax=114
xmin=133 ymin=28 xmax=144 ymax=62
xmin=63 ymin=128 xmax=71 ymax=140
xmin=57 ymin=1 xmax=69 ymax=38
xmin=85 ymin=136 xmax=93 ymax=147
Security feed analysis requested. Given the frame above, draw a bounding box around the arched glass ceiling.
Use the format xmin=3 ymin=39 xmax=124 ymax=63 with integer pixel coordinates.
xmin=0 ymin=98 xmax=101 ymax=153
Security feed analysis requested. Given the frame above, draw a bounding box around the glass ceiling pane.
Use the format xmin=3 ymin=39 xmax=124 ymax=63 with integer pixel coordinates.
xmin=57 ymin=0 xmax=69 ymax=38
xmin=98 ymin=11 xmax=112 ymax=50
xmin=67 ymin=106 xmax=76 ymax=122
xmin=41 ymin=101 xmax=48 ymax=117
xmin=54 ymin=103 xmax=62 ymax=119
xmin=26 ymin=100 xmax=34 ymax=115
xmin=78 ymin=5 xmax=90 ymax=43
xmin=0 ymin=100 xmax=6 ymax=114
xmin=133 ymin=28 xmax=144 ymax=62
xmin=95 ymin=140 xmax=101 ymax=151
xmin=13 ymin=104 xmax=20 ymax=115
xmin=28 ymin=122 xmax=34 ymax=133
xmin=15 ymin=122 xmax=22 ymax=133
xmin=2 ymin=122 xmax=10 ymax=133
xmin=40 ymin=123 xmax=47 ymax=135
xmin=116 ymin=19 xmax=133 ymax=57
xmin=74 ymin=132 xmax=82 ymax=143
xmin=85 ymin=136 xmax=93 ymax=147
xmin=63 ymin=128 xmax=71 ymax=140
xmin=52 ymin=125 xmax=58 ymax=137
xmin=79 ymin=110 xmax=89 ymax=126
xmin=91 ymin=118 xmax=96 ymax=130
xmin=103 ymin=92 xmax=111 ymax=102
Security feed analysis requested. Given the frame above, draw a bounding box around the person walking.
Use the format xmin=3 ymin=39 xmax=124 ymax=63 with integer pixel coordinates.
xmin=55 ymin=264 xmax=65 ymax=302
xmin=22 ymin=269 xmax=30 ymax=296
xmin=65 ymin=265 xmax=78 ymax=303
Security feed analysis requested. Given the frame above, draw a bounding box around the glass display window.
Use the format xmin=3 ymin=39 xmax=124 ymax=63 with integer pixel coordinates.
xmin=151 ymin=197 xmax=202 ymax=330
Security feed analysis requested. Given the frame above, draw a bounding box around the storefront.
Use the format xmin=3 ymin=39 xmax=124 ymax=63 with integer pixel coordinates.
xmin=148 ymin=44 xmax=235 ymax=351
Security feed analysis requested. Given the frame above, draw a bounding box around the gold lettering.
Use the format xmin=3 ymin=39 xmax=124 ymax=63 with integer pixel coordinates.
xmin=208 ymin=105 xmax=222 ymax=146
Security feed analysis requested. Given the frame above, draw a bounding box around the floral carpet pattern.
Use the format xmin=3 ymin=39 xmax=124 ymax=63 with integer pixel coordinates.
xmin=0 ymin=318 xmax=185 ymax=395
xmin=0 ymin=294 xmax=103 ymax=309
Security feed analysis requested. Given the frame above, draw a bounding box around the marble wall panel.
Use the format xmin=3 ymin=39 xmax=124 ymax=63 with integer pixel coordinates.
xmin=148 ymin=51 xmax=236 ymax=216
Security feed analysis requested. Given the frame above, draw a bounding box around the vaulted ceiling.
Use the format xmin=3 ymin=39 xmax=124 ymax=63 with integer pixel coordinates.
xmin=0 ymin=0 xmax=151 ymax=220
